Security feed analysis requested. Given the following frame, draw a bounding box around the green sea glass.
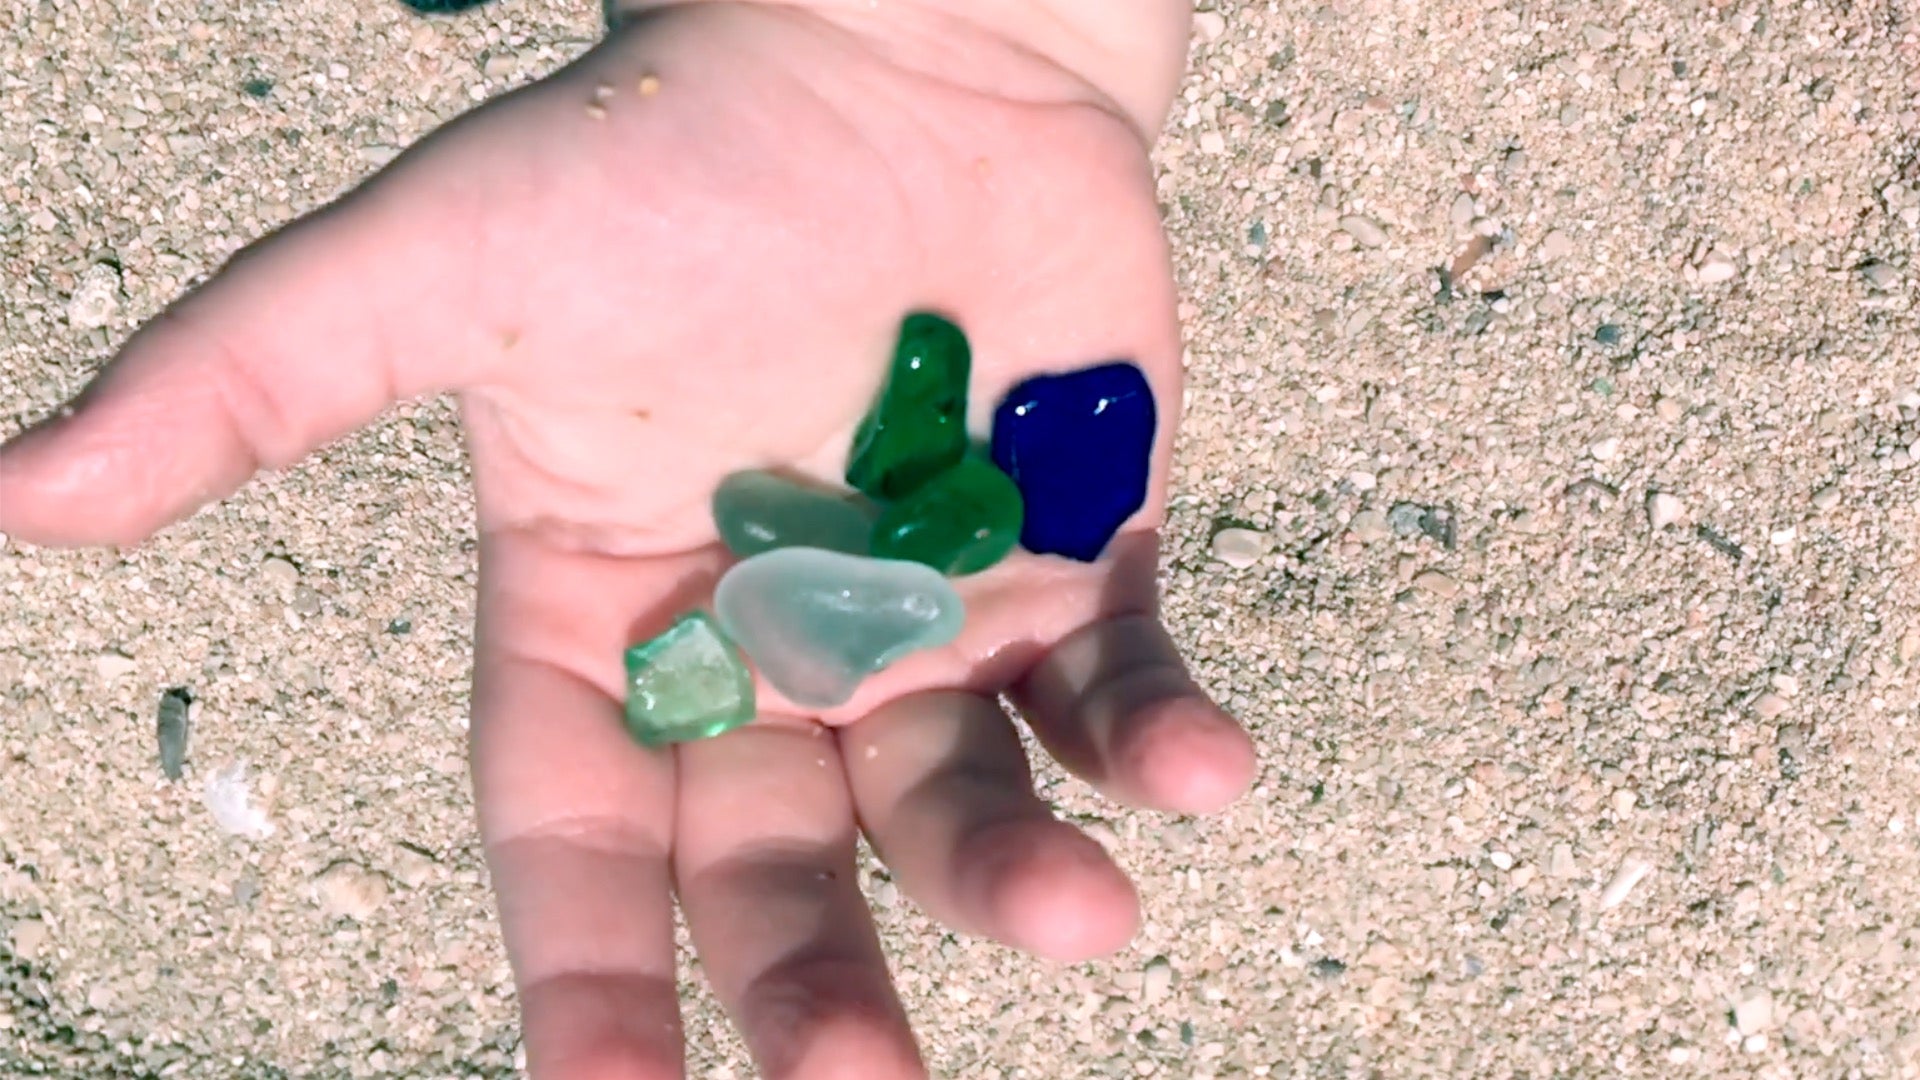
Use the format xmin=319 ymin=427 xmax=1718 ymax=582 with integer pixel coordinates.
xmin=869 ymin=455 xmax=1023 ymax=576
xmin=711 ymin=470 xmax=876 ymax=558
xmin=622 ymin=611 xmax=756 ymax=746
xmin=844 ymin=312 xmax=971 ymax=500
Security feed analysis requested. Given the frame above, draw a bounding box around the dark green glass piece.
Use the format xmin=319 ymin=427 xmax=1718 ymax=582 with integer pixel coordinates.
xmin=844 ymin=312 xmax=971 ymax=500
xmin=622 ymin=611 xmax=756 ymax=747
xmin=869 ymin=456 xmax=1023 ymax=576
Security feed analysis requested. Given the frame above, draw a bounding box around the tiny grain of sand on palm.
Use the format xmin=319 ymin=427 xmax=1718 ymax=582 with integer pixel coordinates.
xmin=2 ymin=0 xmax=1918 ymax=1076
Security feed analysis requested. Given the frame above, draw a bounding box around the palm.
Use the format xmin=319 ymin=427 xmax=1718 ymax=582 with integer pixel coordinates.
xmin=0 ymin=6 xmax=1250 ymax=1079
xmin=438 ymin=7 xmax=1183 ymax=720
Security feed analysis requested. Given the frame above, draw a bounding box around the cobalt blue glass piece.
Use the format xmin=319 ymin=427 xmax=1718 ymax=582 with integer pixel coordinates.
xmin=990 ymin=361 xmax=1156 ymax=562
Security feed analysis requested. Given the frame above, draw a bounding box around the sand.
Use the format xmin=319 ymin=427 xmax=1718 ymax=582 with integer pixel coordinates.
xmin=3 ymin=0 xmax=1918 ymax=1075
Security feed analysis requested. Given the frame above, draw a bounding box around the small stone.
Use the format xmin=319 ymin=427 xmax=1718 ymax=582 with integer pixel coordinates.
xmin=1348 ymin=510 xmax=1390 ymax=542
xmin=1193 ymin=10 xmax=1227 ymax=42
xmin=1654 ymin=397 xmax=1684 ymax=423
xmin=1210 ymin=527 xmax=1267 ymax=568
xmin=1488 ymin=850 xmax=1515 ymax=871
xmin=1538 ymin=229 xmax=1573 ymax=261
xmin=1742 ymin=1034 xmax=1769 ymax=1054
xmin=391 ymin=844 xmax=438 ymax=889
xmin=1338 ymin=215 xmax=1388 ymax=248
xmin=1695 ymin=251 xmax=1739 ymax=284
xmin=156 ymin=687 xmax=192 ymax=780
xmin=869 ymin=456 xmax=1023 ymax=576
xmin=715 ymin=548 xmax=963 ymax=709
xmin=1198 ymin=131 xmax=1227 ymax=154
xmin=991 ymin=361 xmax=1156 ymax=563
xmin=96 ymin=650 xmax=136 ymax=680
xmin=1599 ymin=855 xmax=1651 ymax=909
xmin=711 ymin=471 xmax=875 ymax=559
xmin=1589 ymin=437 xmax=1621 ymax=462
xmin=638 ymin=74 xmax=661 ymax=96
xmin=1611 ymin=789 xmax=1638 ymax=815
xmin=65 ymin=262 xmax=122 ymax=329
xmin=1594 ymin=323 xmax=1623 ymax=345
xmin=7 ymin=917 xmax=48 ymax=963
xmin=1732 ymin=988 xmax=1775 ymax=1036
xmin=1752 ymin=692 xmax=1789 ymax=720
xmin=1385 ymin=502 xmax=1426 ymax=538
xmin=1142 ymin=955 xmax=1175 ymax=1003
xmin=312 ymin=860 xmax=389 ymax=921
xmin=1449 ymin=192 xmax=1476 ymax=231
xmin=845 ymin=312 xmax=971 ymax=500
xmin=1647 ymin=492 xmax=1686 ymax=529
xmin=1811 ymin=484 xmax=1842 ymax=512
xmin=202 ymin=761 xmax=275 ymax=839
xmin=1412 ymin=569 xmax=1458 ymax=598
xmin=1860 ymin=261 xmax=1898 ymax=290
xmin=623 ymin=611 xmax=756 ymax=746
xmin=1547 ymin=842 xmax=1578 ymax=879
xmin=259 ymin=555 xmax=299 ymax=590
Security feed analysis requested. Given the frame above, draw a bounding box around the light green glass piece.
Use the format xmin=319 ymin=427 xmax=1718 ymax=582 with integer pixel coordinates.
xmin=714 ymin=547 xmax=965 ymax=709
xmin=622 ymin=611 xmax=756 ymax=747
xmin=711 ymin=470 xmax=877 ymax=558
xmin=869 ymin=455 xmax=1023 ymax=576
xmin=844 ymin=312 xmax=972 ymax=500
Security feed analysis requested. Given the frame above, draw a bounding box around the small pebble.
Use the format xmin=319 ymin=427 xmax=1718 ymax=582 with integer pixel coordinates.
xmin=96 ymin=650 xmax=137 ymax=680
xmin=1810 ymin=484 xmax=1842 ymax=511
xmin=66 ymin=262 xmax=122 ymax=329
xmin=1142 ymin=955 xmax=1175 ymax=1003
xmin=1752 ymin=692 xmax=1789 ymax=719
xmin=1594 ymin=323 xmax=1622 ymax=345
xmin=1732 ymin=988 xmax=1775 ymax=1036
xmin=313 ymin=860 xmax=389 ymax=921
xmin=1647 ymin=492 xmax=1686 ymax=529
xmin=1589 ymin=437 xmax=1621 ymax=462
xmin=1348 ymin=510 xmax=1390 ymax=542
xmin=1193 ymin=10 xmax=1227 ymax=41
xmin=1599 ymin=855 xmax=1651 ymax=909
xmin=1547 ymin=842 xmax=1578 ymax=879
xmin=1449 ymin=192 xmax=1475 ymax=231
xmin=1386 ymin=503 xmax=1426 ymax=537
xmin=7 ymin=918 xmax=49 ymax=963
xmin=1338 ymin=215 xmax=1388 ymax=248
xmin=1488 ymin=850 xmax=1515 ymax=871
xmin=156 ymin=687 xmax=192 ymax=780
xmin=1411 ymin=569 xmax=1459 ymax=598
xmin=638 ymin=74 xmax=661 ymax=96
xmin=1211 ymin=527 xmax=1267 ymax=568
xmin=1695 ymin=251 xmax=1739 ymax=284
xmin=1538 ymin=229 xmax=1573 ymax=261
xmin=1859 ymin=260 xmax=1898 ymax=290
xmin=1742 ymin=1034 xmax=1769 ymax=1054
xmin=259 ymin=555 xmax=299 ymax=590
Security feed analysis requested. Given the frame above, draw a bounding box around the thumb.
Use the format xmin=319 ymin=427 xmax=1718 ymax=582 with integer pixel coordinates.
xmin=0 ymin=178 xmax=488 ymax=548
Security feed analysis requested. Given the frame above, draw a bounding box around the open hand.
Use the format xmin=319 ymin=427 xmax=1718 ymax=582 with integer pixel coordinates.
xmin=0 ymin=3 xmax=1255 ymax=1076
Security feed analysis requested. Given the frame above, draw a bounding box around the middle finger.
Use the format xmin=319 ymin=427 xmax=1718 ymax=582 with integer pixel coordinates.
xmin=675 ymin=721 xmax=925 ymax=1080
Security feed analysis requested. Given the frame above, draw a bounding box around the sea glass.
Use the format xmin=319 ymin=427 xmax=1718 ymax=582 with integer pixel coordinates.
xmin=869 ymin=455 xmax=1023 ymax=576
xmin=711 ymin=470 xmax=876 ymax=558
xmin=714 ymin=547 xmax=964 ymax=708
xmin=844 ymin=312 xmax=971 ymax=500
xmin=990 ymin=361 xmax=1156 ymax=562
xmin=622 ymin=611 xmax=756 ymax=746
